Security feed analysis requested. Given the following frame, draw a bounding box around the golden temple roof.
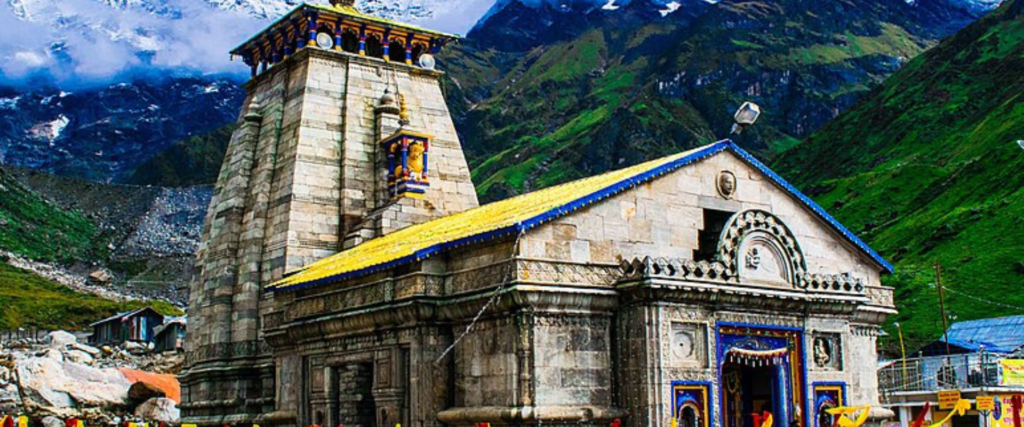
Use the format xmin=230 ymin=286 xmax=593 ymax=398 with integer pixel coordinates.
xmin=270 ymin=140 xmax=893 ymax=291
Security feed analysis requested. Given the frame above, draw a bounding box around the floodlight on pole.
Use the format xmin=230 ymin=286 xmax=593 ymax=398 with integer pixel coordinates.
xmin=730 ymin=101 xmax=761 ymax=135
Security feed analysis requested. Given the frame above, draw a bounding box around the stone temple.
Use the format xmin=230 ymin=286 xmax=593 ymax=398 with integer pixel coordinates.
xmin=181 ymin=1 xmax=898 ymax=426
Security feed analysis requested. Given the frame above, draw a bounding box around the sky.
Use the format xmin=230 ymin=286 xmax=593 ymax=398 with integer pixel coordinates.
xmin=0 ymin=0 xmax=496 ymax=89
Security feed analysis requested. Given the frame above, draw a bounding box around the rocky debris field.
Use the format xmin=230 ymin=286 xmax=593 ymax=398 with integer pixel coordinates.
xmin=0 ymin=331 xmax=182 ymax=426
xmin=2 ymin=167 xmax=209 ymax=306
xmin=0 ymin=251 xmax=128 ymax=303
xmin=120 ymin=188 xmax=209 ymax=258
xmin=5 ymin=168 xmax=211 ymax=259
xmin=0 ymin=251 xmax=188 ymax=307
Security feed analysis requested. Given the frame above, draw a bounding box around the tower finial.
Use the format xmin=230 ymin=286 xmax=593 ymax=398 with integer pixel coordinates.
xmin=398 ymin=94 xmax=411 ymax=127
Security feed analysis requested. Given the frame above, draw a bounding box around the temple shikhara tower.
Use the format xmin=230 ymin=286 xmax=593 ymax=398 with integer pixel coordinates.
xmin=183 ymin=1 xmax=898 ymax=426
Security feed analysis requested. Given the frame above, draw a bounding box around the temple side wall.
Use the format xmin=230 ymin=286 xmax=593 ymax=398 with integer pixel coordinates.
xmin=452 ymin=317 xmax=521 ymax=408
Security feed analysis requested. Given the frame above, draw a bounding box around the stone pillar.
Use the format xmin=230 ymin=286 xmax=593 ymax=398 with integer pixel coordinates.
xmin=408 ymin=325 xmax=452 ymax=427
xmin=616 ymin=304 xmax=661 ymax=426
xmin=373 ymin=348 xmax=404 ymax=427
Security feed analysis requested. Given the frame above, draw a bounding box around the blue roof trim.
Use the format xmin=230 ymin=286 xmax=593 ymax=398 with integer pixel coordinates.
xmin=275 ymin=140 xmax=891 ymax=292
xmin=723 ymin=141 xmax=894 ymax=273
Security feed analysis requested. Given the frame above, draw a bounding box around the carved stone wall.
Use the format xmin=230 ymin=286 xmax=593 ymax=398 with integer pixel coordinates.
xmin=534 ymin=315 xmax=613 ymax=406
xmin=452 ymin=316 xmax=521 ymax=407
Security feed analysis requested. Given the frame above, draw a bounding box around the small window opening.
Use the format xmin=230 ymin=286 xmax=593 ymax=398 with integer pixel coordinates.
xmin=693 ymin=209 xmax=734 ymax=261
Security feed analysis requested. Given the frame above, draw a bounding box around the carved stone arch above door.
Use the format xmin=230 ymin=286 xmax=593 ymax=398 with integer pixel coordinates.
xmin=715 ymin=210 xmax=808 ymax=288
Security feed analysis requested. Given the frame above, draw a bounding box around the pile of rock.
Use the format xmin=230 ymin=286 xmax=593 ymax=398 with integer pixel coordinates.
xmin=0 ymin=331 xmax=181 ymax=425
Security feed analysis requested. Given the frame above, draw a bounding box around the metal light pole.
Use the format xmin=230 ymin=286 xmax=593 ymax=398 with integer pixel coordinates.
xmin=896 ymin=322 xmax=908 ymax=390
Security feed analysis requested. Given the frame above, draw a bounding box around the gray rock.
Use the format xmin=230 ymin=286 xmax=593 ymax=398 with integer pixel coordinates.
xmin=0 ymin=382 xmax=23 ymax=413
xmin=16 ymin=357 xmax=73 ymax=409
xmin=42 ymin=416 xmax=63 ymax=427
xmin=36 ymin=349 xmax=64 ymax=362
xmin=45 ymin=331 xmax=77 ymax=348
xmin=122 ymin=342 xmax=146 ymax=354
xmin=65 ymin=350 xmax=94 ymax=365
xmin=69 ymin=343 xmax=102 ymax=357
xmin=133 ymin=398 xmax=179 ymax=423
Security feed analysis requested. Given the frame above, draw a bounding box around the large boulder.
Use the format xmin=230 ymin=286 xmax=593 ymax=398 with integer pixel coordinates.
xmin=134 ymin=398 xmax=179 ymax=424
xmin=45 ymin=332 xmax=77 ymax=348
xmin=15 ymin=355 xmax=131 ymax=411
xmin=60 ymin=362 xmax=130 ymax=407
xmin=128 ymin=381 xmax=165 ymax=405
xmin=16 ymin=357 xmax=73 ymax=409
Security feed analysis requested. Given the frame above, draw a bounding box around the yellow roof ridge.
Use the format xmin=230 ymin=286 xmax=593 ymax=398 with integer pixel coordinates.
xmin=270 ymin=142 xmax=729 ymax=291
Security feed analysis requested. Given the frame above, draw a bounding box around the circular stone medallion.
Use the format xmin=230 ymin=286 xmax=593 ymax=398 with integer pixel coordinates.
xmin=717 ymin=170 xmax=737 ymax=198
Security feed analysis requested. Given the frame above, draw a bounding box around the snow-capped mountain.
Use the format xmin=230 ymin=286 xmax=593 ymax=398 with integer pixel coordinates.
xmin=0 ymin=0 xmax=489 ymax=89
xmin=0 ymin=78 xmax=244 ymax=181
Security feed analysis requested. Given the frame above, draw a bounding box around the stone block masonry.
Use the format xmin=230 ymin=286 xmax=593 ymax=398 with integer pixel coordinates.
xmin=182 ymin=47 xmax=478 ymax=426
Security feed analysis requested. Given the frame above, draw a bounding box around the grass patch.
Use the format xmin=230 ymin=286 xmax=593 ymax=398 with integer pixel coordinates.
xmin=0 ymin=170 xmax=105 ymax=263
xmin=0 ymin=263 xmax=181 ymax=331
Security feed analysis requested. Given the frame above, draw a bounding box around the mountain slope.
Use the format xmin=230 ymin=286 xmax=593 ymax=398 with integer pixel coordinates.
xmin=773 ymin=0 xmax=1023 ymax=349
xmin=0 ymin=78 xmax=244 ymax=182
xmin=0 ymin=168 xmax=106 ymax=262
xmin=444 ymin=0 xmax=985 ymax=202
xmin=126 ymin=123 xmax=236 ymax=187
xmin=0 ymin=262 xmax=179 ymax=330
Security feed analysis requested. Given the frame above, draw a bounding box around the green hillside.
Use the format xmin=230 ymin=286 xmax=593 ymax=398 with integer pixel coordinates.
xmin=126 ymin=123 xmax=236 ymax=187
xmin=0 ymin=168 xmax=106 ymax=262
xmin=773 ymin=0 xmax=1024 ymax=351
xmin=445 ymin=0 xmax=956 ymax=202
xmin=0 ymin=170 xmax=180 ymax=329
xmin=0 ymin=263 xmax=180 ymax=331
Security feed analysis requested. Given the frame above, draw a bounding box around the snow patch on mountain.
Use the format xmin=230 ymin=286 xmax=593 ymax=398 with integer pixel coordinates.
xmin=0 ymin=97 xmax=21 ymax=110
xmin=602 ymin=0 xmax=620 ymax=10
xmin=28 ymin=115 xmax=70 ymax=144
xmin=658 ymin=1 xmax=679 ymax=15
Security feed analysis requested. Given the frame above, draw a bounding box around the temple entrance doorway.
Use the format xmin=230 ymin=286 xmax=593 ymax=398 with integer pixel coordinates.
xmin=334 ymin=362 xmax=376 ymax=427
xmin=718 ymin=325 xmax=807 ymax=427
xmin=722 ymin=363 xmax=782 ymax=427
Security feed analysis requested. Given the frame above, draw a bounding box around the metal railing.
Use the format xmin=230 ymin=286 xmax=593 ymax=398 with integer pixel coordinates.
xmin=879 ymin=353 xmax=1005 ymax=394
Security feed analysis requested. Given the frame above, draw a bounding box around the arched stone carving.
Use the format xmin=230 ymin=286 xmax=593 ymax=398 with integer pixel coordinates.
xmin=716 ymin=210 xmax=808 ymax=288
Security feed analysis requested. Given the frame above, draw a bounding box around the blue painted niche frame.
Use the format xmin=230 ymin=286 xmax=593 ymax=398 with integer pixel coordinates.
xmin=672 ymin=380 xmax=715 ymax=427
xmin=812 ymin=382 xmax=847 ymax=427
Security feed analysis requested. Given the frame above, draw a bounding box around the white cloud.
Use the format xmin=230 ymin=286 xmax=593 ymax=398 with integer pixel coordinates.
xmin=0 ymin=0 xmax=264 ymax=87
xmin=0 ymin=0 xmax=501 ymax=88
